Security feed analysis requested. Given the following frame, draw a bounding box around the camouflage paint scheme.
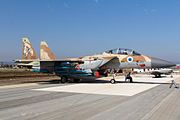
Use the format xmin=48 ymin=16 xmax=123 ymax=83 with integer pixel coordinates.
xmin=15 ymin=38 xmax=56 ymax=68
xmin=78 ymin=48 xmax=174 ymax=70
xmin=22 ymin=37 xmax=38 ymax=60
xmin=16 ymin=38 xmax=175 ymax=72
xmin=40 ymin=41 xmax=56 ymax=60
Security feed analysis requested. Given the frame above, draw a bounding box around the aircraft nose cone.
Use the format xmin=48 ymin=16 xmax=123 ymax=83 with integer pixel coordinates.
xmin=151 ymin=57 xmax=176 ymax=68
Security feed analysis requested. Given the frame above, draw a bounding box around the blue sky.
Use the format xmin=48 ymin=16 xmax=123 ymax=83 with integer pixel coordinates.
xmin=0 ymin=0 xmax=180 ymax=63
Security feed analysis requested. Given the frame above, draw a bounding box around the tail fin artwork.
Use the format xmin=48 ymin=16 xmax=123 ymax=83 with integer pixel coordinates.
xmin=40 ymin=41 xmax=56 ymax=60
xmin=22 ymin=37 xmax=38 ymax=60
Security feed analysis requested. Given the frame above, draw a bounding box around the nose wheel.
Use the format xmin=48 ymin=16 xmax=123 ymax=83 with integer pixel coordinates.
xmin=110 ymin=73 xmax=116 ymax=84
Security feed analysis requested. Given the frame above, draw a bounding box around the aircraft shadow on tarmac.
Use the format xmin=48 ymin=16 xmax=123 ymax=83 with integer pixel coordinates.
xmin=34 ymin=78 xmax=171 ymax=85
xmin=95 ymin=80 xmax=170 ymax=85
xmin=152 ymin=76 xmax=168 ymax=78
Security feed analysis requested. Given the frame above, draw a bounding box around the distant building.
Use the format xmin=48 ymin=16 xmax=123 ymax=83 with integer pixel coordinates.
xmin=0 ymin=61 xmax=16 ymax=68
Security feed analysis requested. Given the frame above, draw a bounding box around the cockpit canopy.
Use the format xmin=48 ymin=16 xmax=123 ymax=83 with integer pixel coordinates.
xmin=105 ymin=48 xmax=141 ymax=56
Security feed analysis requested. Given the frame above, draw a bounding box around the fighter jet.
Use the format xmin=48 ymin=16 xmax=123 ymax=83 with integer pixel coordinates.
xmin=36 ymin=48 xmax=175 ymax=83
xmin=150 ymin=68 xmax=173 ymax=78
xmin=78 ymin=48 xmax=175 ymax=70
xmin=133 ymin=68 xmax=174 ymax=78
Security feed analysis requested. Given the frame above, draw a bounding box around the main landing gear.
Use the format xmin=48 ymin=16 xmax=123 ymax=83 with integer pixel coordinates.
xmin=60 ymin=76 xmax=68 ymax=83
xmin=110 ymin=72 xmax=133 ymax=84
xmin=60 ymin=76 xmax=81 ymax=83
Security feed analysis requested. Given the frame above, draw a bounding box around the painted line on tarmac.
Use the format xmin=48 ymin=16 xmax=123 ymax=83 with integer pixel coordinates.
xmin=0 ymin=83 xmax=39 ymax=89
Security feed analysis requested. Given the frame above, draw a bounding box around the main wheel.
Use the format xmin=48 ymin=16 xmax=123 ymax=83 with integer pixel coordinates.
xmin=110 ymin=79 xmax=116 ymax=84
xmin=73 ymin=79 xmax=81 ymax=83
xmin=61 ymin=76 xmax=67 ymax=83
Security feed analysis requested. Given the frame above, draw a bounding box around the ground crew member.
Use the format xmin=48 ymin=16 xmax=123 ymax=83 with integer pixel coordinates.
xmin=125 ymin=72 xmax=133 ymax=83
xmin=169 ymin=80 xmax=179 ymax=88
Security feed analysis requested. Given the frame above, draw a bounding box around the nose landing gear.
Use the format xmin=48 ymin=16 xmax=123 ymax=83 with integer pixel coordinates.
xmin=110 ymin=73 xmax=116 ymax=84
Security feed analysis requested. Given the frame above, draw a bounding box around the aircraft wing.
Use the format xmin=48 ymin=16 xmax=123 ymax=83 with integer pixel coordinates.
xmin=32 ymin=60 xmax=94 ymax=83
xmin=99 ymin=57 xmax=120 ymax=70
xmin=35 ymin=59 xmax=83 ymax=73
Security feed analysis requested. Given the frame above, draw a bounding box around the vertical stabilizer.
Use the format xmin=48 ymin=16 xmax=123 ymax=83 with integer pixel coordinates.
xmin=22 ymin=37 xmax=38 ymax=60
xmin=40 ymin=41 xmax=56 ymax=60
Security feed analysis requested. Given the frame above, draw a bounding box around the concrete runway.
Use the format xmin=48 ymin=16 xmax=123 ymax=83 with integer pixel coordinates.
xmin=0 ymin=75 xmax=180 ymax=120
